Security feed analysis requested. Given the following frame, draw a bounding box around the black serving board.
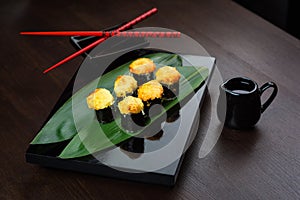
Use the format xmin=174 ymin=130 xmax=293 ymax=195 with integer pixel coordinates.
xmin=26 ymin=31 xmax=216 ymax=186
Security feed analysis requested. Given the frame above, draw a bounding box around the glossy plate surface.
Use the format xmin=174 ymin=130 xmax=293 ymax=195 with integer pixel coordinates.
xmin=26 ymin=33 xmax=216 ymax=185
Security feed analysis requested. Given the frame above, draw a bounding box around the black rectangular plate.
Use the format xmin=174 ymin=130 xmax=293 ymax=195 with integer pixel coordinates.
xmin=26 ymin=31 xmax=216 ymax=186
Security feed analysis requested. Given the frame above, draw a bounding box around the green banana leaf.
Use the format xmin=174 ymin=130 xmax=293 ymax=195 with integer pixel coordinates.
xmin=59 ymin=66 xmax=209 ymax=158
xmin=31 ymin=52 xmax=209 ymax=159
xmin=31 ymin=53 xmax=183 ymax=144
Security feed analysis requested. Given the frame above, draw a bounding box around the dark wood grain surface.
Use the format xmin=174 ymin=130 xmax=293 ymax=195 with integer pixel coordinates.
xmin=1 ymin=0 xmax=299 ymax=199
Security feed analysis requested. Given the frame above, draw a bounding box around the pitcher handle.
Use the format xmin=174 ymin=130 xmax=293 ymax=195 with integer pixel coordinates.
xmin=260 ymin=82 xmax=278 ymax=113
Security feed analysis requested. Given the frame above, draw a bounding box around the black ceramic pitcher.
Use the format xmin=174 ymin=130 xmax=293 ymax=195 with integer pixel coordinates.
xmin=218 ymin=77 xmax=278 ymax=129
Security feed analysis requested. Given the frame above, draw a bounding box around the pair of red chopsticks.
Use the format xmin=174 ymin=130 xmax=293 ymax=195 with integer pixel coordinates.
xmin=21 ymin=8 xmax=180 ymax=74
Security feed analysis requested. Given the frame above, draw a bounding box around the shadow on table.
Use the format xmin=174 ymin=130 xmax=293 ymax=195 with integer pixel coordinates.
xmin=217 ymin=126 xmax=261 ymax=156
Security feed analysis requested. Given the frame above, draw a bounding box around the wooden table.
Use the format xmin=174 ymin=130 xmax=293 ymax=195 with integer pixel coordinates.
xmin=1 ymin=0 xmax=299 ymax=199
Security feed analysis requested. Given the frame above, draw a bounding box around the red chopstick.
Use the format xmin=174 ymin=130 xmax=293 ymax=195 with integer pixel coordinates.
xmin=43 ymin=8 xmax=158 ymax=74
xmin=20 ymin=31 xmax=181 ymax=38
xmin=20 ymin=31 xmax=113 ymax=36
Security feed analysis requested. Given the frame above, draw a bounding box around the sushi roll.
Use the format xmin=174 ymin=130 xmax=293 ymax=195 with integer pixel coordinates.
xmin=118 ymin=96 xmax=146 ymax=133
xmin=129 ymin=58 xmax=156 ymax=85
xmin=156 ymin=66 xmax=181 ymax=100
xmin=138 ymin=80 xmax=164 ymax=132
xmin=114 ymin=75 xmax=138 ymax=102
xmin=137 ymin=80 xmax=164 ymax=111
xmin=86 ymin=88 xmax=114 ymax=124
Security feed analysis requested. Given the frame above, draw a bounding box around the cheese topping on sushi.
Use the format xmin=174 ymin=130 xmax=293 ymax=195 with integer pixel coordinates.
xmin=138 ymin=80 xmax=163 ymax=102
xmin=156 ymin=66 xmax=181 ymax=85
xmin=114 ymin=75 xmax=138 ymax=97
xmin=118 ymin=96 xmax=144 ymax=115
xmin=86 ymin=88 xmax=114 ymax=110
xmin=129 ymin=58 xmax=156 ymax=75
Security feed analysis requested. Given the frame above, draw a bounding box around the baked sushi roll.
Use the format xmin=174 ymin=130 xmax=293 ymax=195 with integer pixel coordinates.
xmin=138 ymin=80 xmax=164 ymax=132
xmin=114 ymin=75 xmax=138 ymax=102
xmin=129 ymin=58 xmax=156 ymax=86
xmin=86 ymin=88 xmax=114 ymax=124
xmin=118 ymin=96 xmax=146 ymax=133
xmin=156 ymin=66 xmax=181 ymax=100
xmin=138 ymin=80 xmax=164 ymax=112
